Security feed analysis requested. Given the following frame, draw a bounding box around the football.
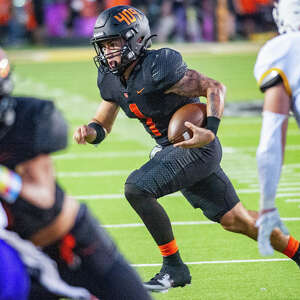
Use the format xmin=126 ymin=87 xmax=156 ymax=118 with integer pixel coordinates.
xmin=168 ymin=103 xmax=207 ymax=144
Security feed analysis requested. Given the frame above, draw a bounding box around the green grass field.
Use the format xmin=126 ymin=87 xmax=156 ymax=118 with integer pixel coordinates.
xmin=7 ymin=42 xmax=300 ymax=300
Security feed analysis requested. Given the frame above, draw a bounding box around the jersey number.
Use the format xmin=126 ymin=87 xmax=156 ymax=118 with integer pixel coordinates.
xmin=129 ymin=104 xmax=162 ymax=137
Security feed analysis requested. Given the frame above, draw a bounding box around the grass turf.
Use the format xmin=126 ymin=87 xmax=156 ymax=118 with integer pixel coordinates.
xmin=7 ymin=43 xmax=300 ymax=299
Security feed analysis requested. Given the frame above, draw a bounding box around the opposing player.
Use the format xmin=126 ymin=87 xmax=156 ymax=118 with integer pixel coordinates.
xmin=254 ymin=0 xmax=300 ymax=257
xmin=73 ymin=5 xmax=300 ymax=293
xmin=0 ymin=48 xmax=152 ymax=300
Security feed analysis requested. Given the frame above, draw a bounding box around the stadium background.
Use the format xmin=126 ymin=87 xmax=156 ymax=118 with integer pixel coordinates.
xmin=2 ymin=0 xmax=300 ymax=299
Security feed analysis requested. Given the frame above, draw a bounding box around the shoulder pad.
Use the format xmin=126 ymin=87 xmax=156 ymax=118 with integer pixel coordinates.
xmin=151 ymin=48 xmax=187 ymax=91
xmin=34 ymin=102 xmax=68 ymax=154
xmin=259 ymin=70 xmax=283 ymax=93
xmin=97 ymin=70 xmax=119 ymax=102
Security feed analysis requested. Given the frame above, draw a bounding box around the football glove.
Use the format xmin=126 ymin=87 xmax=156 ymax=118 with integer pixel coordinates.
xmin=256 ymin=208 xmax=289 ymax=256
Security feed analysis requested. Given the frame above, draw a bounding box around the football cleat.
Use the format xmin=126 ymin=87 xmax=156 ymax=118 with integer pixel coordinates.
xmin=144 ymin=263 xmax=191 ymax=293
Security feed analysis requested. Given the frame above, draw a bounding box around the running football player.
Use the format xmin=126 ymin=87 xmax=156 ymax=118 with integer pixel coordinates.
xmin=0 ymin=48 xmax=152 ymax=300
xmin=73 ymin=5 xmax=300 ymax=293
xmin=254 ymin=0 xmax=300 ymax=257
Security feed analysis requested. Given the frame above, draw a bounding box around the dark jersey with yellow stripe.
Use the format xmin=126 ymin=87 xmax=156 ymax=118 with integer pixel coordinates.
xmin=97 ymin=48 xmax=200 ymax=146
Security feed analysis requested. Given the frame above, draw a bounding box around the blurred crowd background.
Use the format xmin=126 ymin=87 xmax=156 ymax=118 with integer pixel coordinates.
xmin=0 ymin=0 xmax=275 ymax=47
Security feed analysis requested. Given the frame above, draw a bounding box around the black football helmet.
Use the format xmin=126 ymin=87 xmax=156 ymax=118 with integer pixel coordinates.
xmin=0 ymin=48 xmax=15 ymax=140
xmin=91 ymin=5 xmax=153 ymax=76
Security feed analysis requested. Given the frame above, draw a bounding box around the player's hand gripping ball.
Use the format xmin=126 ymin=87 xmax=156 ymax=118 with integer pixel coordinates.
xmin=168 ymin=103 xmax=207 ymax=144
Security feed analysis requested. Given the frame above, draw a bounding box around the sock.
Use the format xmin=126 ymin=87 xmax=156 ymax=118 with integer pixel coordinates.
xmin=292 ymin=248 xmax=300 ymax=267
xmin=284 ymin=236 xmax=300 ymax=267
xmin=159 ymin=240 xmax=183 ymax=266
xmin=163 ymin=251 xmax=184 ymax=266
xmin=283 ymin=236 xmax=300 ymax=267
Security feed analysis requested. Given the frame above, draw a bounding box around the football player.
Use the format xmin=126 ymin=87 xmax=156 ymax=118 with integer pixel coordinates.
xmin=0 ymin=48 xmax=152 ymax=300
xmin=254 ymin=0 xmax=300 ymax=257
xmin=73 ymin=5 xmax=300 ymax=293
xmin=0 ymin=201 xmax=31 ymax=300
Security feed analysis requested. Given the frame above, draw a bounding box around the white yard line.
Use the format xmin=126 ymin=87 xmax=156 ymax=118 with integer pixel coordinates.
xmin=103 ymin=221 xmax=214 ymax=228
xmin=101 ymin=218 xmax=300 ymax=229
xmin=250 ymin=182 xmax=300 ymax=188
xmin=74 ymin=192 xmax=181 ymax=200
xmin=73 ymin=188 xmax=300 ymax=199
xmin=58 ymin=170 xmax=300 ymax=181
xmin=131 ymin=258 xmax=289 ymax=268
xmin=58 ymin=170 xmax=131 ymax=177
xmin=277 ymin=193 xmax=300 ymax=198
xmin=54 ymin=151 xmax=148 ymax=160
xmin=285 ymin=199 xmax=300 ymax=203
xmin=53 ymin=145 xmax=300 ymax=160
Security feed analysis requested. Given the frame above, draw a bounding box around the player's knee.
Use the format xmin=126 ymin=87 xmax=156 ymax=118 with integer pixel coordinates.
xmin=220 ymin=205 xmax=256 ymax=235
xmin=220 ymin=211 xmax=240 ymax=232
xmin=124 ymin=183 xmax=154 ymax=207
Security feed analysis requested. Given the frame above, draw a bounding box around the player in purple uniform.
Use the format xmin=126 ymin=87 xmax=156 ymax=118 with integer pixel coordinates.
xmin=73 ymin=5 xmax=300 ymax=293
xmin=0 ymin=48 xmax=152 ymax=300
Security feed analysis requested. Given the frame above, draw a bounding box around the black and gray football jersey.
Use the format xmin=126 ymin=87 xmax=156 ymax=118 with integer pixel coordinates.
xmin=0 ymin=97 xmax=68 ymax=169
xmin=97 ymin=48 xmax=200 ymax=145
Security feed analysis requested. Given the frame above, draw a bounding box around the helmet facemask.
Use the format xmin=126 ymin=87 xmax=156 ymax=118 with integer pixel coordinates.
xmin=93 ymin=35 xmax=137 ymax=76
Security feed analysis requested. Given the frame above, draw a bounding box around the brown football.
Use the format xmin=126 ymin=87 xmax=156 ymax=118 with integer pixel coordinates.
xmin=168 ymin=103 xmax=207 ymax=144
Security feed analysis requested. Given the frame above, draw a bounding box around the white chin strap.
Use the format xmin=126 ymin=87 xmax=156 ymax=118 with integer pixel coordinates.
xmin=256 ymin=111 xmax=288 ymax=210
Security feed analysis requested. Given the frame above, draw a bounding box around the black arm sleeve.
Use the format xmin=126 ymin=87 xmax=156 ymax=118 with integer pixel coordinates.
xmin=151 ymin=48 xmax=187 ymax=92
xmin=33 ymin=102 xmax=68 ymax=154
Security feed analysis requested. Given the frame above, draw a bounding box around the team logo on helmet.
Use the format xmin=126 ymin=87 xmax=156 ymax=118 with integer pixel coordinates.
xmin=113 ymin=7 xmax=142 ymax=25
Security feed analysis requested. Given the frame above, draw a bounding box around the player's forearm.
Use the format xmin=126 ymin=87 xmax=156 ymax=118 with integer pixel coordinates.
xmin=206 ymin=83 xmax=225 ymax=119
xmin=14 ymin=156 xmax=56 ymax=208
xmin=86 ymin=120 xmax=107 ymax=144
xmin=205 ymin=83 xmax=225 ymax=135
xmin=256 ymin=111 xmax=286 ymax=210
xmin=20 ymin=180 xmax=55 ymax=209
xmin=0 ymin=166 xmax=52 ymax=207
xmin=257 ymin=159 xmax=281 ymax=210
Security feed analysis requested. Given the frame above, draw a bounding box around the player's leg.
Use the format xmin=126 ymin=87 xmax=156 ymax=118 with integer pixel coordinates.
xmin=221 ymin=201 xmax=300 ymax=268
xmin=43 ymin=204 xmax=152 ymax=300
xmin=256 ymin=85 xmax=292 ymax=255
xmin=203 ymin=167 xmax=300 ymax=268
xmin=125 ymin=138 xmax=222 ymax=292
xmin=125 ymin=177 xmax=191 ymax=292
xmin=182 ymin=165 xmax=300 ymax=268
